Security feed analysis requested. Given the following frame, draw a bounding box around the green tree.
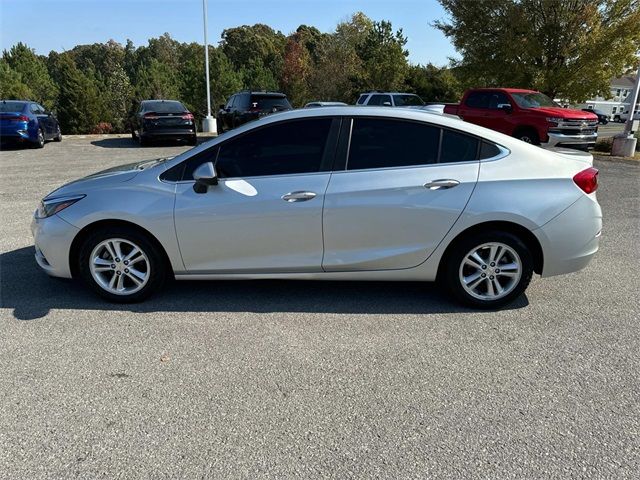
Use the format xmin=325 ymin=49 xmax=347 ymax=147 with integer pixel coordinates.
xmin=405 ymin=64 xmax=462 ymax=102
xmin=3 ymin=42 xmax=58 ymax=108
xmin=435 ymin=0 xmax=640 ymax=102
xmin=51 ymin=55 xmax=102 ymax=134
xmin=357 ymin=20 xmax=409 ymax=91
xmin=0 ymin=60 xmax=33 ymax=99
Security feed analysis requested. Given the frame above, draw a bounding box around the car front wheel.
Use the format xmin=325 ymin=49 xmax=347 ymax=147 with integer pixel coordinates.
xmin=78 ymin=226 xmax=167 ymax=302
xmin=443 ymin=231 xmax=534 ymax=309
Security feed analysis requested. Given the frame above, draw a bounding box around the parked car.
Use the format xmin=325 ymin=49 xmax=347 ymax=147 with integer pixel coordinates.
xmin=304 ymin=101 xmax=347 ymax=108
xmin=357 ymin=91 xmax=426 ymax=107
xmin=32 ymin=107 xmax=601 ymax=309
xmin=582 ymin=108 xmax=608 ymax=125
xmin=613 ymin=109 xmax=640 ymax=123
xmin=444 ymin=88 xmax=599 ymax=150
xmin=130 ymin=100 xmax=197 ymax=147
xmin=0 ymin=100 xmax=61 ymax=148
xmin=217 ymin=91 xmax=292 ymax=133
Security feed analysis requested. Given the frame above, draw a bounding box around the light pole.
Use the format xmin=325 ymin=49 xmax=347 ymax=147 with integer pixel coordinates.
xmin=612 ymin=61 xmax=640 ymax=157
xmin=201 ymin=0 xmax=216 ymax=134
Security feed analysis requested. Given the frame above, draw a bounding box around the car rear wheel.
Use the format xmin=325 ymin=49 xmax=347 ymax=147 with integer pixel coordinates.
xmin=78 ymin=226 xmax=167 ymax=303
xmin=34 ymin=128 xmax=45 ymax=148
xmin=188 ymin=135 xmax=198 ymax=146
xmin=442 ymin=231 xmax=533 ymax=309
xmin=54 ymin=125 xmax=62 ymax=142
xmin=139 ymin=135 xmax=149 ymax=147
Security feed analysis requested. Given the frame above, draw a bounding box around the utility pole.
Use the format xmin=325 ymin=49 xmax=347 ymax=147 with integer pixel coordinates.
xmin=612 ymin=61 xmax=640 ymax=157
xmin=201 ymin=0 xmax=216 ymax=134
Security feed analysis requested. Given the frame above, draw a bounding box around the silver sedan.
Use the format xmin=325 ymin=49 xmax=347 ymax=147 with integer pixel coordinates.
xmin=31 ymin=107 xmax=602 ymax=308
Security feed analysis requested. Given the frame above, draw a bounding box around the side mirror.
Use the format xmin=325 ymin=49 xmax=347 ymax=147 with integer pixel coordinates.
xmin=193 ymin=162 xmax=218 ymax=194
xmin=497 ymin=103 xmax=512 ymax=113
xmin=218 ymin=104 xmax=225 ymax=110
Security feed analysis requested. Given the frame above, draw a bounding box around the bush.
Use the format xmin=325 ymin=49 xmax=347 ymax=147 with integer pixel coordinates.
xmin=593 ymin=138 xmax=612 ymax=153
xmin=91 ymin=122 xmax=113 ymax=134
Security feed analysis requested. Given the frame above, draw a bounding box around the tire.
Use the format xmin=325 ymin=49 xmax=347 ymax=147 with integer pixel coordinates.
xmin=34 ymin=128 xmax=45 ymax=148
xmin=188 ymin=135 xmax=198 ymax=146
xmin=54 ymin=125 xmax=62 ymax=142
xmin=77 ymin=226 xmax=167 ymax=303
xmin=514 ymin=128 xmax=540 ymax=145
xmin=139 ymin=135 xmax=149 ymax=147
xmin=131 ymin=129 xmax=138 ymax=141
xmin=442 ymin=230 xmax=534 ymax=309
xmin=216 ymin=118 xmax=224 ymax=134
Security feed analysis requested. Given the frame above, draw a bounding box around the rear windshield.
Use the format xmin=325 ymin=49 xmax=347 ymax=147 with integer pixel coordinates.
xmin=393 ymin=94 xmax=425 ymax=106
xmin=250 ymin=95 xmax=292 ymax=111
xmin=142 ymin=101 xmax=187 ymax=113
xmin=0 ymin=101 xmax=27 ymax=113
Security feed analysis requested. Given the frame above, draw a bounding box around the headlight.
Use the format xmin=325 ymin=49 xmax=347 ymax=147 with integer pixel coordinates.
xmin=35 ymin=194 xmax=85 ymax=219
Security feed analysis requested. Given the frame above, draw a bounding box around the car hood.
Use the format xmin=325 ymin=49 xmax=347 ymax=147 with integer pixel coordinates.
xmin=529 ymin=106 xmax=597 ymax=120
xmin=45 ymin=158 xmax=167 ymax=198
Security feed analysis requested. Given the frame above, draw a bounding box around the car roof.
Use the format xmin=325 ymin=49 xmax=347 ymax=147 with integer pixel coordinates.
xmin=468 ymin=88 xmax=537 ymax=94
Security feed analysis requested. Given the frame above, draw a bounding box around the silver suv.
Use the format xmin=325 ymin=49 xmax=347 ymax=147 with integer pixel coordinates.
xmin=356 ymin=92 xmax=426 ymax=108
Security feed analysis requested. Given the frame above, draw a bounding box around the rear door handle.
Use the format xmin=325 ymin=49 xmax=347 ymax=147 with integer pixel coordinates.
xmin=282 ymin=191 xmax=317 ymax=202
xmin=424 ymin=179 xmax=460 ymax=190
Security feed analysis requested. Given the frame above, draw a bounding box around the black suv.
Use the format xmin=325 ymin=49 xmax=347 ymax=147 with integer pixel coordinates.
xmin=217 ymin=91 xmax=292 ymax=133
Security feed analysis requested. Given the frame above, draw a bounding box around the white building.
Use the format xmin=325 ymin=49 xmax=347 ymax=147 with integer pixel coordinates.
xmin=577 ymin=75 xmax=638 ymax=121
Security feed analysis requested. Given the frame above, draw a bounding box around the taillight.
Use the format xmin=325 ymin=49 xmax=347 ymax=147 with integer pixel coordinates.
xmin=573 ymin=167 xmax=598 ymax=194
xmin=2 ymin=115 xmax=29 ymax=122
xmin=182 ymin=113 xmax=194 ymax=120
xmin=144 ymin=112 xmax=159 ymax=120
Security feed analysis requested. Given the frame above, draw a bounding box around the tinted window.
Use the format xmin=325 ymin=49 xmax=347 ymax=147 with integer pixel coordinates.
xmin=356 ymin=95 xmax=368 ymax=105
xmin=393 ymin=94 xmax=424 ymax=106
xmin=215 ymin=119 xmax=331 ymax=178
xmin=479 ymin=141 xmax=502 ymax=160
xmin=143 ymin=101 xmax=187 ymax=113
xmin=250 ymin=95 xmax=292 ymax=111
xmin=367 ymin=95 xmax=392 ymax=106
xmin=488 ymin=92 xmax=511 ymax=109
xmin=0 ymin=101 xmax=26 ymax=113
xmin=440 ymin=130 xmax=479 ymax=163
xmin=347 ymin=119 xmax=439 ymax=170
xmin=511 ymin=92 xmax=558 ymax=108
xmin=465 ymin=92 xmax=490 ymax=109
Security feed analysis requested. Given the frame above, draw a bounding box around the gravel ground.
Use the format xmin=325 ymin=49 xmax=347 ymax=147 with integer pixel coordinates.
xmin=1 ymin=136 xmax=639 ymax=479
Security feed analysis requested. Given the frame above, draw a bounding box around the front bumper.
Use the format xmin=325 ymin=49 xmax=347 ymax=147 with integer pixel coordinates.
xmin=543 ymin=132 xmax=597 ymax=150
xmin=535 ymin=193 xmax=602 ymax=277
xmin=31 ymin=214 xmax=79 ymax=278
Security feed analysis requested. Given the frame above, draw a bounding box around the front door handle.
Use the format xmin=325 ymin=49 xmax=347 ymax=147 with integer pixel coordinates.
xmin=424 ymin=179 xmax=460 ymax=190
xmin=282 ymin=191 xmax=317 ymax=202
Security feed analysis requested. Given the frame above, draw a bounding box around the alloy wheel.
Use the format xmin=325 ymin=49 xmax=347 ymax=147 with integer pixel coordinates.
xmin=458 ymin=242 xmax=522 ymax=301
xmin=89 ymin=238 xmax=150 ymax=295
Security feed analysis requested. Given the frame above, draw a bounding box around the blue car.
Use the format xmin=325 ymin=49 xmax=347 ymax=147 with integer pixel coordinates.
xmin=0 ymin=100 xmax=62 ymax=148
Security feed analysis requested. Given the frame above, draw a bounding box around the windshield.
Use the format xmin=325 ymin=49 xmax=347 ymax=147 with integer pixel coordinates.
xmin=0 ymin=101 xmax=26 ymax=113
xmin=393 ymin=94 xmax=425 ymax=106
xmin=511 ymin=92 xmax=559 ymax=108
xmin=143 ymin=101 xmax=187 ymax=113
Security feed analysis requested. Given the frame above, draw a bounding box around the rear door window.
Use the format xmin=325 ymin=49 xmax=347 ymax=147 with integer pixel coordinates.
xmin=464 ymin=92 xmax=490 ymax=109
xmin=347 ymin=118 xmax=439 ymax=170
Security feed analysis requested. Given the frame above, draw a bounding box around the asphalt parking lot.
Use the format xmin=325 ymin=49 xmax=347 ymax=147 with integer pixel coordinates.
xmin=1 ymin=135 xmax=639 ymax=479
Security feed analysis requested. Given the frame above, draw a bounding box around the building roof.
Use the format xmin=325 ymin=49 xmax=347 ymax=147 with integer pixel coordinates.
xmin=611 ymin=76 xmax=636 ymax=88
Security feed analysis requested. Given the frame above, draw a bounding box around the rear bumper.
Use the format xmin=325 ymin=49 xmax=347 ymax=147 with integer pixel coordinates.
xmin=0 ymin=128 xmax=35 ymax=142
xmin=543 ymin=132 xmax=597 ymax=149
xmin=141 ymin=128 xmax=196 ymax=139
xmin=535 ymin=194 xmax=602 ymax=277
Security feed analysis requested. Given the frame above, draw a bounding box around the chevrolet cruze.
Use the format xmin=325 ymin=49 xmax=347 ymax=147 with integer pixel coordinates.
xmin=32 ymin=107 xmax=602 ymax=308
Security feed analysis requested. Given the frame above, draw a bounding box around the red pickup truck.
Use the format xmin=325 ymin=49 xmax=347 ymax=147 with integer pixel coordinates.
xmin=444 ymin=88 xmax=598 ymax=150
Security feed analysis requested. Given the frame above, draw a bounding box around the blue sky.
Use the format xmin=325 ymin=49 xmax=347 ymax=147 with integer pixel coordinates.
xmin=0 ymin=0 xmax=458 ymax=66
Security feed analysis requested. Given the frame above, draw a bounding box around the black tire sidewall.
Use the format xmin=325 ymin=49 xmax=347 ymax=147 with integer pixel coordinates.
xmin=77 ymin=226 xmax=167 ymax=303
xmin=35 ymin=128 xmax=45 ymax=148
xmin=443 ymin=230 xmax=534 ymax=309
